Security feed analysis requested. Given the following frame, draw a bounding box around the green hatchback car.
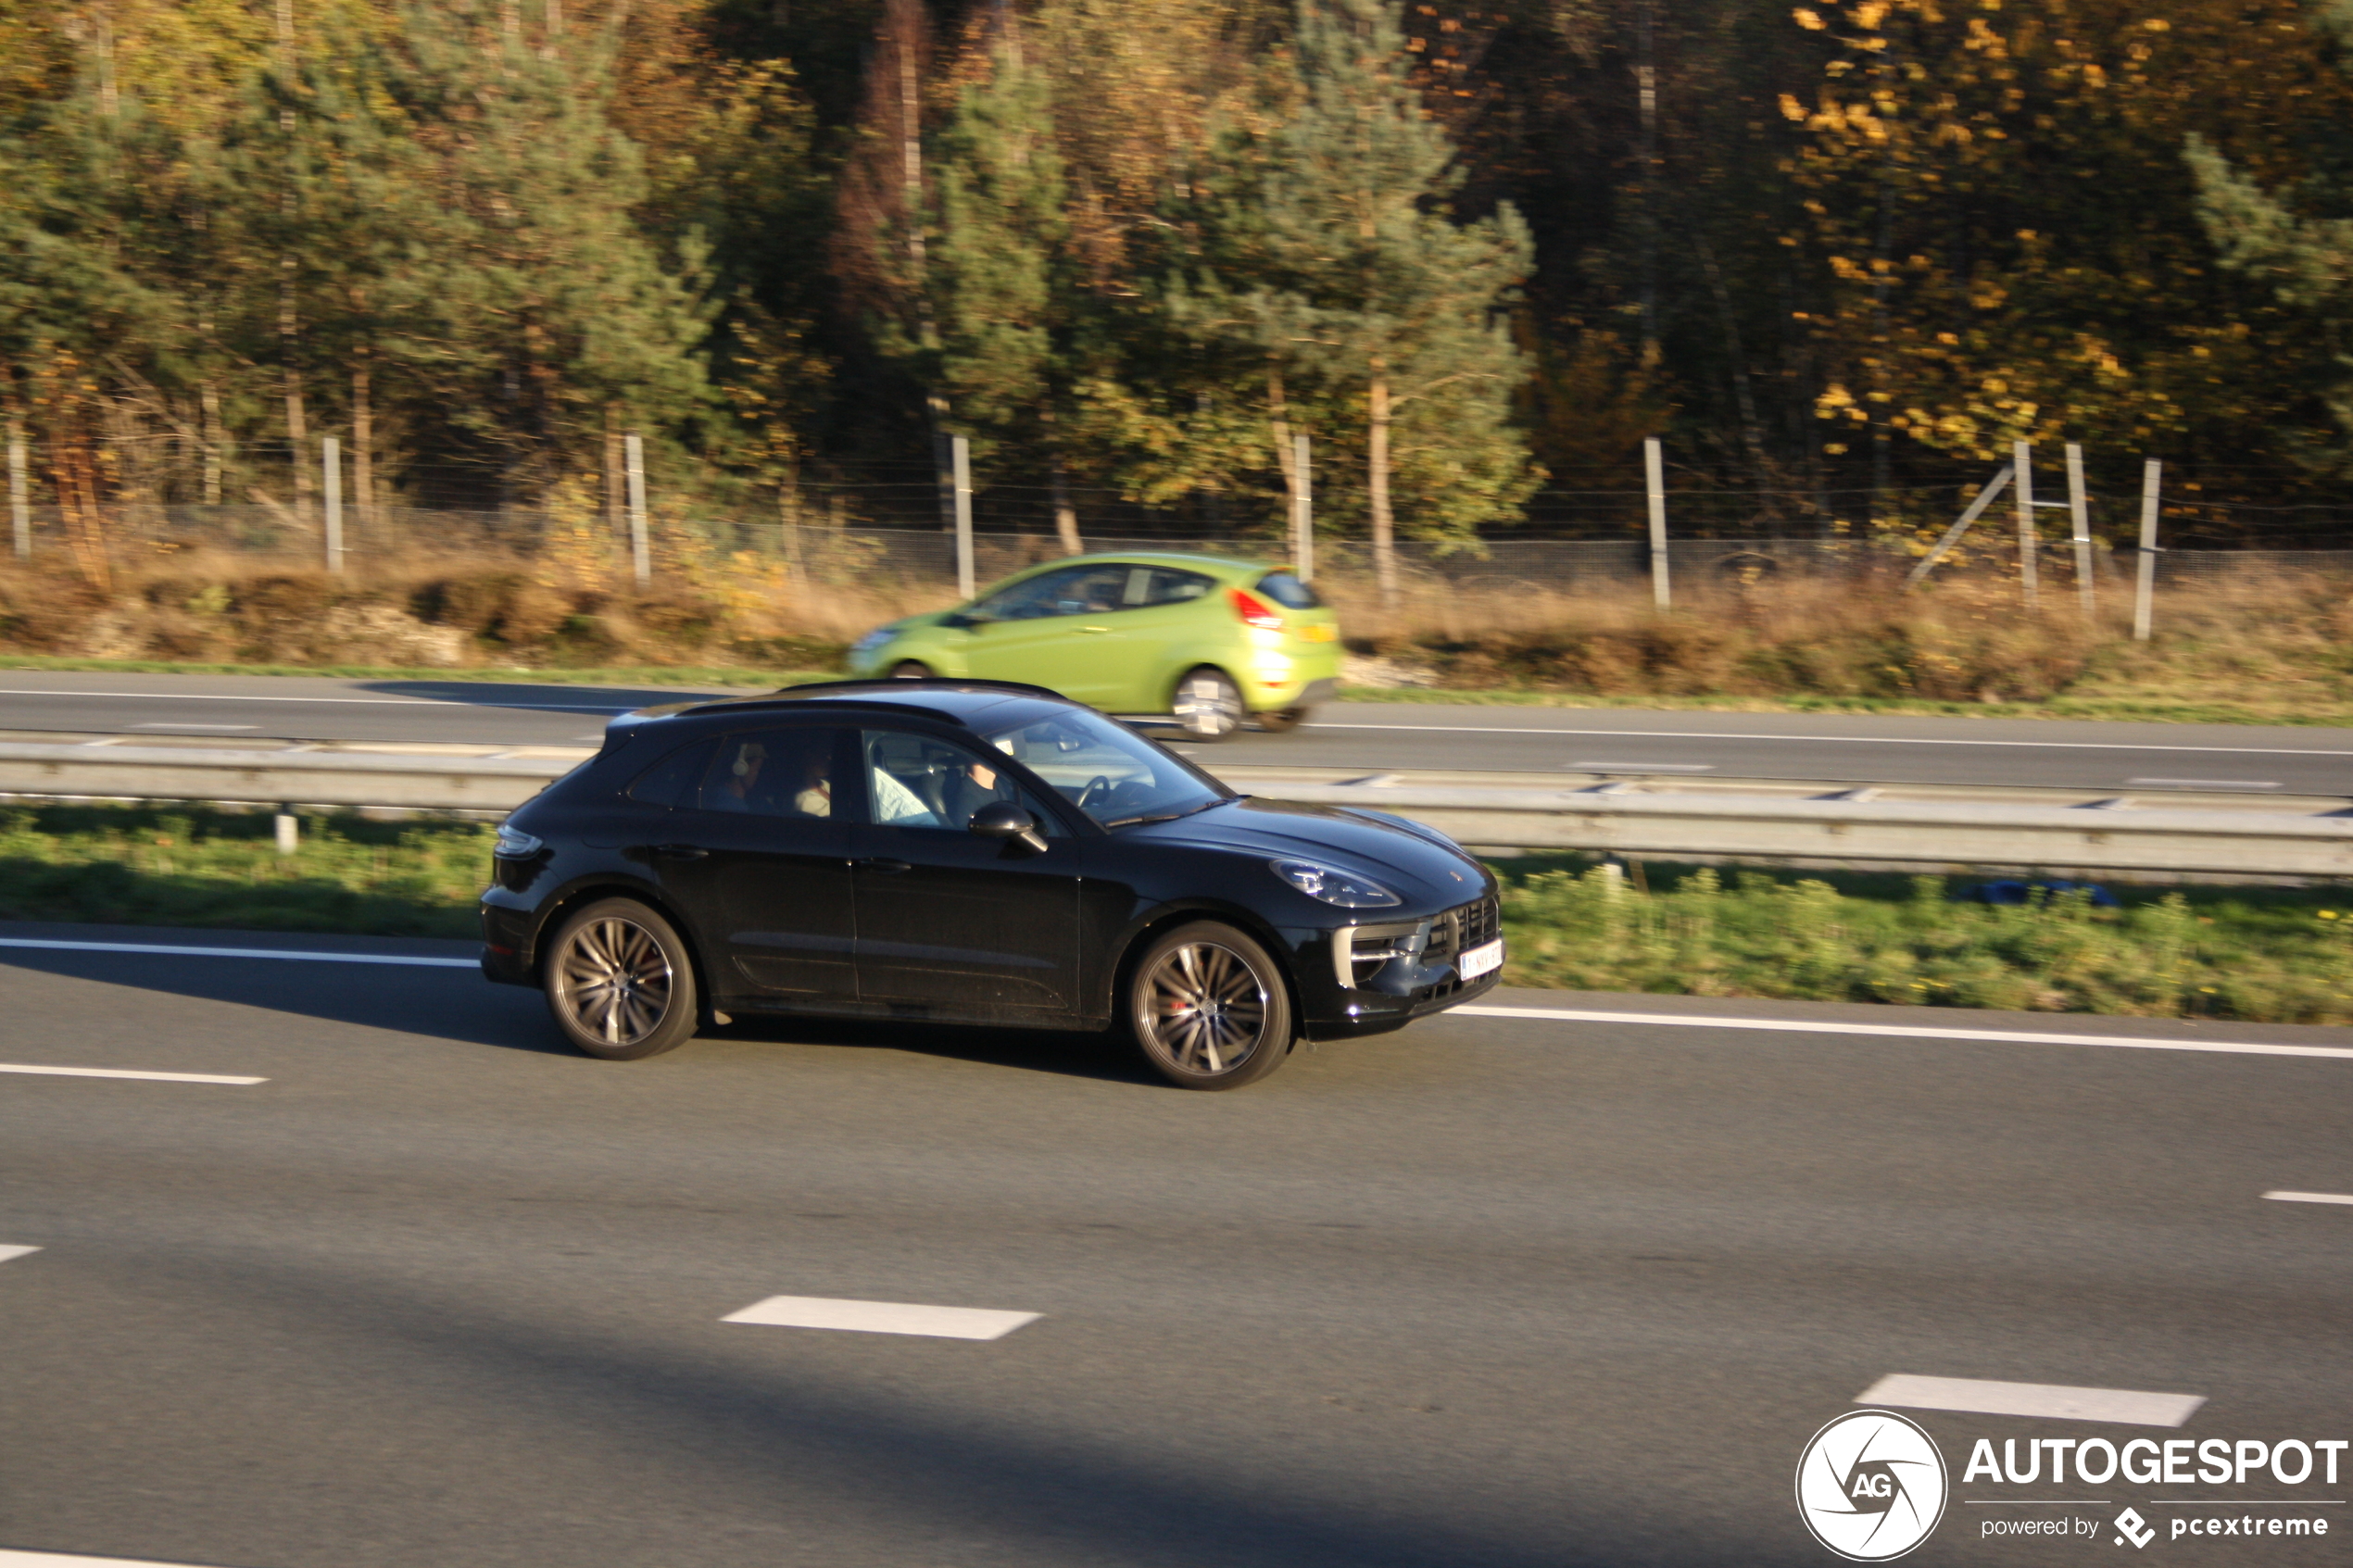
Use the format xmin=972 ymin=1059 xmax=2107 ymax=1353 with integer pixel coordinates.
xmin=844 ymin=552 xmax=1342 ymax=740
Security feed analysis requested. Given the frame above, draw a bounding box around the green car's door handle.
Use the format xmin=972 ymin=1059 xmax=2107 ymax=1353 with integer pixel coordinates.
xmin=1078 ymin=624 xmax=1112 ymax=633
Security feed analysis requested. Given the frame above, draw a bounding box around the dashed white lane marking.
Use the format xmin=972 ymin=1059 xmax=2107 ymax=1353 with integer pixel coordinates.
xmin=0 ymin=1064 xmax=265 ymax=1085
xmin=0 ymin=1552 xmax=238 ymax=1567
xmin=0 ymin=1246 xmax=41 ymax=1263
xmin=2125 ymin=777 xmax=2281 ymax=791
xmin=1456 ymin=1005 xmax=2353 ymax=1061
xmin=2265 ymin=1190 xmax=2353 ymax=1206
xmin=1859 ymin=1374 xmax=2206 ymax=1427
xmin=0 ymin=937 xmax=475 ymax=968
xmin=723 ymin=1294 xmax=1041 ymax=1341
xmin=1306 ymin=721 xmax=2353 ymax=759
xmin=127 ymin=722 xmax=256 ymax=733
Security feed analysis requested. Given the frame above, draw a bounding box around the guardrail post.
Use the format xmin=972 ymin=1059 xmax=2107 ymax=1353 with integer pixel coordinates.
xmin=1643 ymin=437 xmax=1670 ymax=608
xmin=274 ymin=809 xmax=299 ymax=855
xmin=951 ymin=435 xmax=975 ymax=600
xmin=624 ymin=432 xmax=649 ymax=588
xmin=2134 ymin=458 xmax=2162 ymax=642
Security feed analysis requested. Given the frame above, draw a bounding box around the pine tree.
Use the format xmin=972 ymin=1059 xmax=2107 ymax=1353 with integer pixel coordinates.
xmin=1214 ymin=0 xmax=1537 ymax=596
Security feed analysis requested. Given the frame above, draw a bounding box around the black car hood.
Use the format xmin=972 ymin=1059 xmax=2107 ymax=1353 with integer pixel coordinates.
xmin=1128 ymin=796 xmax=1489 ymax=909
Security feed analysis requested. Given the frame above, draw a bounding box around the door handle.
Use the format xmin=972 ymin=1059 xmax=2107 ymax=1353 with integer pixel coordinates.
xmin=856 ymin=858 xmax=912 ymax=874
xmin=1078 ymin=624 xmax=1112 ymax=633
xmin=650 ymin=843 xmax=709 ymax=861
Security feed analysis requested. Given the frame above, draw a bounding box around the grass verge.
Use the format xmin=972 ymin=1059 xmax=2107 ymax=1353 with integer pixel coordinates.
xmin=1496 ymin=855 xmax=2353 ymax=1024
xmin=0 ymin=653 xmax=825 ymax=688
xmin=5 ymin=805 xmax=2352 ymax=1025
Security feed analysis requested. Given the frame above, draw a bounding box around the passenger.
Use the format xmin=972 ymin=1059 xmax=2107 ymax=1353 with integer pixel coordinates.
xmin=709 ymin=741 xmax=766 ymax=813
xmin=793 ymin=748 xmax=832 ymax=817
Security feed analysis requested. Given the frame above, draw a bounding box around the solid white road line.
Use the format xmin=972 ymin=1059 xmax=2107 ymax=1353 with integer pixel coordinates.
xmin=0 ymin=1064 xmax=265 ymax=1085
xmin=1456 ymin=1005 xmax=2353 ymax=1061
xmin=723 ymin=1294 xmax=1041 ymax=1341
xmin=1306 ymin=721 xmax=2353 ymax=759
xmin=2264 ymin=1190 xmax=2353 ymax=1206
xmin=1858 ymin=1374 xmax=2206 ymax=1428
xmin=0 ymin=1552 xmax=237 ymax=1567
xmin=0 ymin=686 xmax=634 ymax=710
xmin=0 ymin=937 xmax=476 ymax=968
xmin=0 ymin=1245 xmax=41 ymax=1263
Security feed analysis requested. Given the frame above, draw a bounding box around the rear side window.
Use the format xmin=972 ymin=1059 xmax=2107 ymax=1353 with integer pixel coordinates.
xmin=1142 ymin=568 xmax=1218 ymax=607
xmin=625 ymin=738 xmax=717 ymax=808
xmin=695 ymin=728 xmax=844 ymax=819
xmin=1256 ymin=571 xmax=1323 ymax=609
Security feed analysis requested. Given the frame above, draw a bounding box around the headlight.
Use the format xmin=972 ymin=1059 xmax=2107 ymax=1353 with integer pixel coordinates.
xmin=493 ymin=825 xmax=545 ymax=859
xmin=849 ymin=627 xmax=896 ymax=654
xmin=1270 ymin=859 xmax=1401 ymax=908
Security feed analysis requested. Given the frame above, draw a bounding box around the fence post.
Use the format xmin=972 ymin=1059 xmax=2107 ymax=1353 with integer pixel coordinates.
xmin=2065 ymin=442 xmax=2095 ymax=618
xmin=1293 ymin=433 xmax=1314 ymax=583
xmin=6 ymin=417 xmax=26 ymax=559
xmin=2011 ymin=439 xmax=2040 ymax=609
xmin=1643 ymin=436 xmax=1670 ymax=608
xmin=2134 ymin=458 xmax=2161 ymax=642
xmin=1904 ymin=465 xmax=2012 ymax=588
xmin=951 ymin=435 xmax=975 ymax=600
xmin=321 ymin=436 xmax=344 ymax=573
xmin=624 ymin=432 xmax=649 ymax=589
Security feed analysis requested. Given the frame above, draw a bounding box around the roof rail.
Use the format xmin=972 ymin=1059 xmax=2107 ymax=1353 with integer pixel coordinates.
xmin=768 ymin=678 xmax=1065 ymax=701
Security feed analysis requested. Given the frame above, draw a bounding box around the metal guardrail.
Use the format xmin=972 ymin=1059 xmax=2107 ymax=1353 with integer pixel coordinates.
xmin=3 ymin=735 xmax=2350 ymax=879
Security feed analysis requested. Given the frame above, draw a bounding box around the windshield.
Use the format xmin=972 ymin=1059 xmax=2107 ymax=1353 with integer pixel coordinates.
xmin=980 ymin=709 xmax=1230 ymax=828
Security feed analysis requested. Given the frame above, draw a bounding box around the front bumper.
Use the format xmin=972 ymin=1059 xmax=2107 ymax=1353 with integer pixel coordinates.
xmin=1282 ymin=897 xmax=1505 ymax=1038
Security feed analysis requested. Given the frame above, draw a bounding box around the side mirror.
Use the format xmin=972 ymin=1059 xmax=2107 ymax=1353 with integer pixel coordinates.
xmin=968 ymin=799 xmax=1048 ymax=853
xmin=943 ymin=609 xmax=994 ymax=631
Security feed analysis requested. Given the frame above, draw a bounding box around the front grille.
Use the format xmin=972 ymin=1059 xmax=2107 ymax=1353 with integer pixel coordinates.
xmin=1424 ymin=896 xmax=1499 ymax=963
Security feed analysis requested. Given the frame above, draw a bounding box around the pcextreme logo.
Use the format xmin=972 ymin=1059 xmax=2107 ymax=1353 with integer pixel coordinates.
xmin=1797 ymin=1410 xmax=1951 ymax=1562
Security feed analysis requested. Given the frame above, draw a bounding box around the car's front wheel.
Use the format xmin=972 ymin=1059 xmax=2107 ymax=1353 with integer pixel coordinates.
xmin=1126 ymin=921 xmax=1295 ymax=1089
xmin=544 ymin=897 xmax=700 ymax=1060
xmin=1172 ymin=667 xmax=1244 ymax=741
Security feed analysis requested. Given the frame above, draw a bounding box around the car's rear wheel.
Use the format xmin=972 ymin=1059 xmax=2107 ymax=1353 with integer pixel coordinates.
xmin=1253 ymin=706 xmax=1312 ymax=734
xmin=1126 ymin=921 xmax=1294 ymax=1089
xmin=1172 ymin=667 xmax=1244 ymax=741
xmin=889 ymin=660 xmax=931 ymax=680
xmin=544 ymin=897 xmax=699 ymax=1060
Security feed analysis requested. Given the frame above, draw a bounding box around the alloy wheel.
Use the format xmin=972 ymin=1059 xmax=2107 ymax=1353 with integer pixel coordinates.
xmin=1140 ymin=939 xmax=1270 ymax=1075
xmin=556 ymin=916 xmax=675 ymax=1048
xmin=1173 ymin=668 xmax=1243 ymax=740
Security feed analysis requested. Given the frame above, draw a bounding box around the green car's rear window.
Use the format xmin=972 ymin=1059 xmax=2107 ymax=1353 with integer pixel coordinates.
xmin=1256 ymin=571 xmax=1324 ymax=609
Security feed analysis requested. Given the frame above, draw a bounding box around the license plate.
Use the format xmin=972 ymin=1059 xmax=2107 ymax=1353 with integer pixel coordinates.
xmin=1456 ymin=938 xmax=1504 ymax=980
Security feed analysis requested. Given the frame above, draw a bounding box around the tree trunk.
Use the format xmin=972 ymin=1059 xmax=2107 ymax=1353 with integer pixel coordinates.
xmin=1050 ymin=454 xmax=1080 ymax=555
xmin=1368 ymin=359 xmax=1396 ymax=607
xmin=351 ymin=360 xmax=373 ymax=530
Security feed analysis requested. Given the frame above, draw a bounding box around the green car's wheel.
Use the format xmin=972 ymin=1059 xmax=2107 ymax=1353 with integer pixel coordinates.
xmin=1172 ymin=667 xmax=1244 ymax=742
xmin=889 ymin=660 xmax=931 ymax=680
xmin=1253 ymin=706 xmax=1312 ymax=734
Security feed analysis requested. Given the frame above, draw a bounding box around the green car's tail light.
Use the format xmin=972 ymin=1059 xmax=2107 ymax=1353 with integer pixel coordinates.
xmin=1228 ymin=587 xmax=1284 ymax=630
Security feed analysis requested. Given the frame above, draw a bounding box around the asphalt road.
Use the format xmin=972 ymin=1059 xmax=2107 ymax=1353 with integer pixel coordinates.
xmin=3 ymin=922 xmax=2348 ymax=1567
xmin=3 ymin=671 xmax=2350 ymax=793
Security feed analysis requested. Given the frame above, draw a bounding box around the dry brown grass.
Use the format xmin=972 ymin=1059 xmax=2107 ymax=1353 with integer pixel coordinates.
xmin=3 ymin=547 xmax=2349 ymax=721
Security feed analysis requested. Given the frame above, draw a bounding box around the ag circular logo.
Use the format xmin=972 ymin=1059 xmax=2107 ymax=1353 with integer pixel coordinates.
xmin=1795 ymin=1410 xmax=1948 ymax=1561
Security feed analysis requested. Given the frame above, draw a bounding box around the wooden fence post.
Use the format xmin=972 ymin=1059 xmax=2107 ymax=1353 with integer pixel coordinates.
xmin=624 ymin=432 xmax=649 ymax=588
xmin=1644 ymin=437 xmax=1670 ymax=608
xmin=2011 ymin=439 xmax=2040 ymax=609
xmin=321 ymin=436 xmax=344 ymax=573
xmin=951 ymin=435 xmax=975 ymax=600
xmin=2134 ymin=459 xmax=2162 ymax=642
xmin=2065 ymin=442 xmax=2095 ymax=618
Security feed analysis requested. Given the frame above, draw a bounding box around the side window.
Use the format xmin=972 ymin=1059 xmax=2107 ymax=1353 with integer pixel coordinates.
xmin=625 ymin=738 xmax=717 ymax=808
xmin=1143 ymin=568 xmax=1217 ymax=607
xmin=861 ymin=729 xmax=1063 ymax=834
xmin=1039 ymin=564 xmax=1132 ymax=618
xmin=1255 ymin=571 xmax=1323 ymax=608
xmin=693 ymin=728 xmax=844 ymax=820
xmin=973 ymin=568 xmax=1084 ymax=621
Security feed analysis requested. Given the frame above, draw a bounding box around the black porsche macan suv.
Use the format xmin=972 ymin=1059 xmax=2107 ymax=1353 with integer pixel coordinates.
xmin=480 ymin=680 xmax=1503 ymax=1088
